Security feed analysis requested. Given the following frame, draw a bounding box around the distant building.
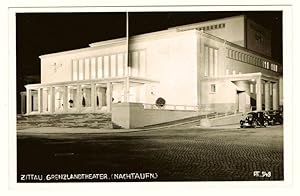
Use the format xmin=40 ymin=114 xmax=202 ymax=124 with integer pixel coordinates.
xmin=21 ymin=15 xmax=283 ymax=115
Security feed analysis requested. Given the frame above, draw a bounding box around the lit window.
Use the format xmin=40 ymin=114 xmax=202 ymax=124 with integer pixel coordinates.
xmin=250 ymin=84 xmax=254 ymax=93
xmin=210 ymin=84 xmax=216 ymax=93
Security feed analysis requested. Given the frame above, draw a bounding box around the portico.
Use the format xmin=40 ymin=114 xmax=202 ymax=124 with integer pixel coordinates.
xmin=23 ymin=76 xmax=158 ymax=115
xmin=199 ymin=72 xmax=280 ymax=113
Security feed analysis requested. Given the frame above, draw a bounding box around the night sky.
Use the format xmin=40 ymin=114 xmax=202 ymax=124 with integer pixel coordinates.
xmin=16 ymin=11 xmax=282 ymax=113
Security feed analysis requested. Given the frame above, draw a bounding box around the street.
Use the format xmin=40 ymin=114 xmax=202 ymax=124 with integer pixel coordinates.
xmin=17 ymin=125 xmax=283 ymax=182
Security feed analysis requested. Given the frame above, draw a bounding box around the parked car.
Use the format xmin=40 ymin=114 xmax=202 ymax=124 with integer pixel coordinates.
xmin=266 ymin=110 xmax=283 ymax=125
xmin=240 ymin=111 xmax=268 ymax=128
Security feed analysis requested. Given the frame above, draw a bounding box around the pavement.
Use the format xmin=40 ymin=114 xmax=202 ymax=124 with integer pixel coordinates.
xmin=17 ymin=125 xmax=283 ymax=181
xmin=17 ymin=123 xmax=241 ymax=134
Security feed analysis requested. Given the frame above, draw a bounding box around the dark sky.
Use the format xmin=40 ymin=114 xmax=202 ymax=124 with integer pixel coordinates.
xmin=16 ymin=11 xmax=282 ymax=112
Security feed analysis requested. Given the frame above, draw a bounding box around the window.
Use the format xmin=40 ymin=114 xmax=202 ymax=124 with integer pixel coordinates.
xmin=78 ymin=59 xmax=84 ymax=80
xmin=91 ymin=57 xmax=96 ymax=79
xmin=72 ymin=60 xmax=78 ymax=81
xmin=110 ymin=55 xmax=117 ymax=77
xmin=117 ymin=53 xmax=124 ymax=76
xmin=103 ymin=56 xmax=110 ymax=78
xmin=210 ymin=84 xmax=216 ymax=93
xmin=84 ymin=58 xmax=90 ymax=80
xmin=97 ymin=56 xmax=103 ymax=78
xmin=250 ymin=84 xmax=254 ymax=93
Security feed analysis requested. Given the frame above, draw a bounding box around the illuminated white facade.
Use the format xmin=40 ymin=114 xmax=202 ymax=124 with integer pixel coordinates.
xmin=21 ymin=15 xmax=283 ymax=115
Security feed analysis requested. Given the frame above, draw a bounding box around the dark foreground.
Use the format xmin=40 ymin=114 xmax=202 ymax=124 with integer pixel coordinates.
xmin=17 ymin=125 xmax=283 ymax=182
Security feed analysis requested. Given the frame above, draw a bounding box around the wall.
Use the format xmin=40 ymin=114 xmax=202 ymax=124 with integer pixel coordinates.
xmin=224 ymin=54 xmax=280 ymax=77
xmin=200 ymin=79 xmax=237 ymax=112
xmin=40 ymin=44 xmax=126 ymax=84
xmin=200 ymin=113 xmax=243 ymax=127
xmin=112 ymin=102 xmax=198 ymax=129
xmin=176 ymin=15 xmax=246 ymax=47
xmin=129 ymin=30 xmax=198 ymax=106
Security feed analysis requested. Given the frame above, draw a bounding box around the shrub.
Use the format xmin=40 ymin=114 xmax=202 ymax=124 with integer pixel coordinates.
xmin=155 ymin=97 xmax=166 ymax=107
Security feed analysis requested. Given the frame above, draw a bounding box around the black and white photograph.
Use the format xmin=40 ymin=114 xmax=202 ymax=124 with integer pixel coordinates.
xmin=13 ymin=9 xmax=285 ymax=183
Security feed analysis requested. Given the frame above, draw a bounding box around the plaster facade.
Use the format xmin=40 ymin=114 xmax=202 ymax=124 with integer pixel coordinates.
xmin=21 ymin=15 xmax=283 ymax=116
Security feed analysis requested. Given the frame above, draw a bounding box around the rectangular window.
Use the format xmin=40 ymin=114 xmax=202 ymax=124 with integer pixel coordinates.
xmin=91 ymin=57 xmax=96 ymax=79
xmin=210 ymin=84 xmax=216 ymax=93
xmin=204 ymin=46 xmax=209 ymax=76
xmin=209 ymin=48 xmax=214 ymax=76
xmin=97 ymin=56 xmax=103 ymax=78
xmin=78 ymin=59 xmax=84 ymax=80
xmin=72 ymin=60 xmax=78 ymax=81
xmin=117 ymin=53 xmax=124 ymax=76
xmin=270 ymin=83 xmax=273 ymax=95
xmin=84 ymin=58 xmax=90 ymax=80
xmin=214 ymin=49 xmax=218 ymax=77
xmin=250 ymin=84 xmax=254 ymax=93
xmin=103 ymin=56 xmax=110 ymax=78
xmin=110 ymin=55 xmax=117 ymax=77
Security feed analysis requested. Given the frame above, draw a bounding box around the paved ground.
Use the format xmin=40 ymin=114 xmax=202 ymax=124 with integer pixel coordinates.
xmin=17 ymin=125 xmax=283 ymax=182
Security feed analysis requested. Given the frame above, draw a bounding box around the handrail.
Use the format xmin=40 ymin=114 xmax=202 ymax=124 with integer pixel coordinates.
xmin=143 ymin=103 xmax=200 ymax=111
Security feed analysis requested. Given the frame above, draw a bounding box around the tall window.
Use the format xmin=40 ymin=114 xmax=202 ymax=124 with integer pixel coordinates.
xmin=72 ymin=60 xmax=78 ymax=81
xmin=103 ymin=56 xmax=110 ymax=78
xmin=204 ymin=45 xmax=219 ymax=77
xmin=84 ymin=58 xmax=90 ymax=80
xmin=210 ymin=84 xmax=216 ymax=93
xmin=110 ymin=55 xmax=117 ymax=77
xmin=91 ymin=57 xmax=96 ymax=79
xmin=97 ymin=56 xmax=103 ymax=78
xmin=78 ymin=59 xmax=84 ymax=80
xmin=117 ymin=53 xmax=124 ymax=76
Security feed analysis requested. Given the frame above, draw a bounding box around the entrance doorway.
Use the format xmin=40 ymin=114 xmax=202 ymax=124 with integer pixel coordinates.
xmin=236 ymin=90 xmax=246 ymax=113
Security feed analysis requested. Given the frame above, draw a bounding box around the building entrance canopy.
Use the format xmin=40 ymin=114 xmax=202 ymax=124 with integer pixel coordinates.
xmin=22 ymin=76 xmax=159 ymax=115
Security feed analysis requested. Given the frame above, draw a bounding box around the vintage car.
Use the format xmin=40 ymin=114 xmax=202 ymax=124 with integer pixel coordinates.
xmin=240 ymin=111 xmax=269 ymax=128
xmin=266 ymin=110 xmax=283 ymax=125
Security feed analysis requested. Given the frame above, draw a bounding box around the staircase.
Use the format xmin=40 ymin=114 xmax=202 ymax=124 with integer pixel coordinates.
xmin=17 ymin=113 xmax=112 ymax=130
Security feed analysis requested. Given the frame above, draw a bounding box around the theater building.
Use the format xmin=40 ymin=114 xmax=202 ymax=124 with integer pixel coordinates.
xmin=21 ymin=15 xmax=283 ymax=115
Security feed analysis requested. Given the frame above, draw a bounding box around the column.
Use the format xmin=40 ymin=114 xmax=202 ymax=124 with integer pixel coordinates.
xmin=49 ymin=87 xmax=55 ymax=113
xmin=256 ymin=78 xmax=262 ymax=111
xmin=265 ymin=81 xmax=271 ymax=111
xmin=26 ymin=88 xmax=32 ymax=114
xmin=273 ymin=82 xmax=279 ymax=110
xmin=76 ymin=85 xmax=81 ymax=112
xmin=106 ymin=82 xmax=112 ymax=112
xmin=91 ymin=83 xmax=96 ymax=112
xmin=63 ymin=86 xmax=68 ymax=112
xmin=38 ymin=88 xmax=43 ymax=113
xmin=123 ymin=78 xmax=129 ymax=103
xmin=20 ymin=92 xmax=26 ymax=114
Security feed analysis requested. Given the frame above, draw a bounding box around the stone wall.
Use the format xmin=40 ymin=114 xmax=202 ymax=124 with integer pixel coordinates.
xmin=112 ymin=102 xmax=198 ymax=129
